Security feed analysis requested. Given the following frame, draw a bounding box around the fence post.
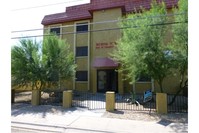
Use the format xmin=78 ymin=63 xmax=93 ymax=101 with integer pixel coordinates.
xmin=156 ymin=93 xmax=167 ymax=114
xmin=11 ymin=89 xmax=15 ymax=103
xmin=106 ymin=91 xmax=115 ymax=111
xmin=31 ymin=89 xmax=41 ymax=106
xmin=63 ymin=90 xmax=72 ymax=108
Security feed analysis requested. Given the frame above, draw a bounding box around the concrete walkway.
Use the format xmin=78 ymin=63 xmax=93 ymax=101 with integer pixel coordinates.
xmin=11 ymin=103 xmax=188 ymax=133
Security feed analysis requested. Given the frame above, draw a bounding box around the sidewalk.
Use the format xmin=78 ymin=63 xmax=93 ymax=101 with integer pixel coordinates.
xmin=11 ymin=103 xmax=188 ymax=133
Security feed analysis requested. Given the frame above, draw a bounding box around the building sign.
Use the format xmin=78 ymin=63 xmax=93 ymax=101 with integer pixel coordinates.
xmin=96 ymin=42 xmax=117 ymax=49
xmin=143 ymin=89 xmax=152 ymax=103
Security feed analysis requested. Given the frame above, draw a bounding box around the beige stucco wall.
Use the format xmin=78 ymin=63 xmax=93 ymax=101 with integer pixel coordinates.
xmin=62 ymin=22 xmax=75 ymax=52
xmin=76 ymin=33 xmax=89 ymax=47
xmin=92 ymin=8 xmax=122 ymax=57
xmin=91 ymin=8 xmax=122 ymax=93
xmin=75 ymin=82 xmax=88 ymax=91
xmin=74 ymin=20 xmax=90 ymax=91
xmin=76 ymin=58 xmax=88 ymax=70
xmin=154 ymin=74 xmax=181 ymax=94
xmin=135 ymin=83 xmax=152 ymax=94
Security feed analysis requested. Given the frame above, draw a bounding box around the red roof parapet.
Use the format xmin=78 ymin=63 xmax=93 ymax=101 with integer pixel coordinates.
xmin=41 ymin=0 xmax=178 ymax=25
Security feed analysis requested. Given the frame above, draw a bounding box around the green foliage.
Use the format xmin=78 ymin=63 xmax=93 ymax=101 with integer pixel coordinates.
xmin=112 ymin=0 xmax=173 ymax=92
xmin=42 ymin=35 xmax=76 ymax=83
xmin=168 ymin=0 xmax=188 ymax=105
xmin=169 ymin=0 xmax=188 ymax=83
xmin=12 ymin=34 xmax=76 ymax=90
xmin=11 ymin=39 xmax=44 ymax=89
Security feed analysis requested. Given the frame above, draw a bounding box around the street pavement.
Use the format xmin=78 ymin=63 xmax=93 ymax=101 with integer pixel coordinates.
xmin=11 ymin=103 xmax=188 ymax=133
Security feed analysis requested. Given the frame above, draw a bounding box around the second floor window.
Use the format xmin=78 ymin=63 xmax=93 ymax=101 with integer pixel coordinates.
xmin=50 ymin=27 xmax=60 ymax=35
xmin=76 ymin=46 xmax=88 ymax=57
xmin=76 ymin=23 xmax=88 ymax=33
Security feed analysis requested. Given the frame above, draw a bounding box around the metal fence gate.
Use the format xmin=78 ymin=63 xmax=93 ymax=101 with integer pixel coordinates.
xmin=72 ymin=91 xmax=106 ymax=110
xmin=167 ymin=94 xmax=188 ymax=113
xmin=72 ymin=91 xmax=156 ymax=112
xmin=115 ymin=94 xmax=156 ymax=112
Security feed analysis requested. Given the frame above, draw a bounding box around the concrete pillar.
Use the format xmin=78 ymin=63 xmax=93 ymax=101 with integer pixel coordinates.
xmin=156 ymin=93 xmax=167 ymax=114
xmin=106 ymin=91 xmax=115 ymax=111
xmin=63 ymin=90 xmax=72 ymax=108
xmin=11 ymin=89 xmax=15 ymax=103
xmin=31 ymin=90 xmax=40 ymax=106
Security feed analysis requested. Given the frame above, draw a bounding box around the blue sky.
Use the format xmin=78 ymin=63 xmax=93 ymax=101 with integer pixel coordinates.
xmin=10 ymin=0 xmax=90 ymax=46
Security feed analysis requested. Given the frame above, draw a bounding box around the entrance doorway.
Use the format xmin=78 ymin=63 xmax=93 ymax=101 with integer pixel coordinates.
xmin=97 ymin=69 xmax=118 ymax=93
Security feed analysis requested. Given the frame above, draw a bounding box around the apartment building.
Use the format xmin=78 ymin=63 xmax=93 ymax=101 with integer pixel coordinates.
xmin=41 ymin=0 xmax=179 ymax=94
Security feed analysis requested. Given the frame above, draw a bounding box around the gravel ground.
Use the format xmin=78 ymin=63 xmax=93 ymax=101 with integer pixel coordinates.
xmin=14 ymin=91 xmax=188 ymax=123
xmin=102 ymin=110 xmax=188 ymax=123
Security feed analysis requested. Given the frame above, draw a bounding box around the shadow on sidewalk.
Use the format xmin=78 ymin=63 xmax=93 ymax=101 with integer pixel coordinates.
xmin=169 ymin=122 xmax=188 ymax=133
xmin=157 ymin=119 xmax=188 ymax=133
xmin=11 ymin=103 xmax=93 ymax=118
xmin=156 ymin=114 xmax=188 ymax=133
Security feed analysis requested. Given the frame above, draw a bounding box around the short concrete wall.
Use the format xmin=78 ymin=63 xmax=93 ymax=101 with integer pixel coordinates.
xmin=156 ymin=93 xmax=167 ymax=114
xmin=63 ymin=90 xmax=72 ymax=108
xmin=106 ymin=91 xmax=115 ymax=111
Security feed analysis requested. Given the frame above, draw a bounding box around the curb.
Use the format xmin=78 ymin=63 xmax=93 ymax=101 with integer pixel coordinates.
xmin=12 ymin=121 xmax=67 ymax=133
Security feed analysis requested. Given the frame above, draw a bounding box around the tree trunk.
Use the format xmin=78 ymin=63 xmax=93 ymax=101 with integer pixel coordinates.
xmin=168 ymin=79 xmax=187 ymax=105
xmin=158 ymin=79 xmax=164 ymax=93
xmin=168 ymin=87 xmax=183 ymax=105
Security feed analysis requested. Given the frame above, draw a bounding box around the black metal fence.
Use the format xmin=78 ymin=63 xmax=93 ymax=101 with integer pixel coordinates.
xmin=14 ymin=91 xmax=32 ymax=104
xmin=40 ymin=90 xmax=63 ymax=106
xmin=14 ymin=90 xmax=188 ymax=113
xmin=167 ymin=94 xmax=188 ymax=113
xmin=72 ymin=91 xmax=106 ymax=110
xmin=115 ymin=94 xmax=156 ymax=112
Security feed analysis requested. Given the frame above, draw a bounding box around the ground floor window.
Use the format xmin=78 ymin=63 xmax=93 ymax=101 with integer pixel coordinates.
xmin=76 ymin=71 xmax=88 ymax=81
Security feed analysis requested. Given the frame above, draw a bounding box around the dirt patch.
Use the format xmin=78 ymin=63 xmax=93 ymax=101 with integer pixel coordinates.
xmin=102 ymin=110 xmax=188 ymax=123
xmin=14 ymin=91 xmax=54 ymax=103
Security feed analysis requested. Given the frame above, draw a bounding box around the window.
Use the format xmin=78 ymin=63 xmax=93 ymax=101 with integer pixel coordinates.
xmin=76 ymin=71 xmax=88 ymax=81
xmin=76 ymin=46 xmax=88 ymax=57
xmin=50 ymin=27 xmax=60 ymax=35
xmin=76 ymin=23 xmax=88 ymax=33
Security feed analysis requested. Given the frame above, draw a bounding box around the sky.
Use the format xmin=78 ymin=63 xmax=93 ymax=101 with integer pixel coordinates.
xmin=10 ymin=0 xmax=90 ymax=45
xmin=1 ymin=0 xmax=199 ymax=132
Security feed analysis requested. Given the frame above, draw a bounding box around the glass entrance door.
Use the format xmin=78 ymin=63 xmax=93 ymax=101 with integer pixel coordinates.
xmin=97 ymin=69 xmax=118 ymax=93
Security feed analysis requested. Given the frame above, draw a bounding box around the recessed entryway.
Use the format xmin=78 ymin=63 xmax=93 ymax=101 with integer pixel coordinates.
xmin=97 ymin=69 xmax=118 ymax=93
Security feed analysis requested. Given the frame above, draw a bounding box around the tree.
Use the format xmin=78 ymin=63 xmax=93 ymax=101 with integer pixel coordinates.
xmin=168 ymin=0 xmax=188 ymax=105
xmin=42 ymin=34 xmax=76 ymax=89
xmin=11 ymin=39 xmax=44 ymax=90
xmin=11 ymin=34 xmax=76 ymax=92
xmin=112 ymin=0 xmax=173 ymax=93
